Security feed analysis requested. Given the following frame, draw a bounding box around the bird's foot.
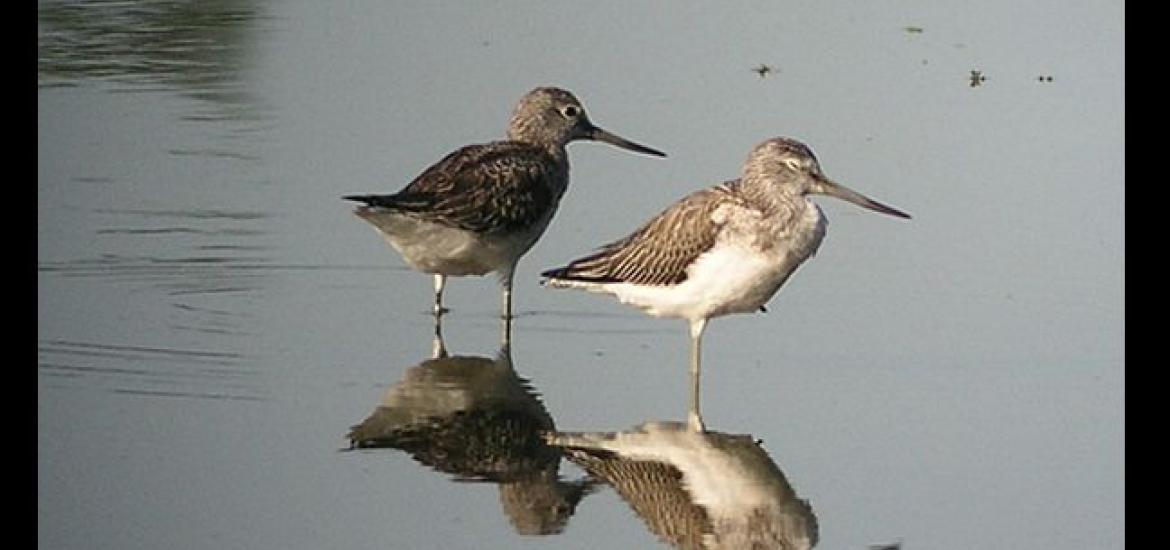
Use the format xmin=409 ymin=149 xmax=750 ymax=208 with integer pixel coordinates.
xmin=687 ymin=412 xmax=706 ymax=433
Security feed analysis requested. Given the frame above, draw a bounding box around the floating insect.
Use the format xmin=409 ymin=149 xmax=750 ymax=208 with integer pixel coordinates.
xmin=903 ymin=26 xmax=924 ymax=33
xmin=752 ymin=64 xmax=775 ymax=78
xmin=969 ymin=70 xmax=987 ymax=87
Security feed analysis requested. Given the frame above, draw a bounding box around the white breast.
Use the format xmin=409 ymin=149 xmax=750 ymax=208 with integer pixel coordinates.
xmin=596 ymin=200 xmax=826 ymax=322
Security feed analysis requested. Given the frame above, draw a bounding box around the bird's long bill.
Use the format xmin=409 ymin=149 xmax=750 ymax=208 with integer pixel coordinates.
xmin=589 ymin=126 xmax=667 ymax=157
xmin=818 ymin=177 xmax=912 ymax=219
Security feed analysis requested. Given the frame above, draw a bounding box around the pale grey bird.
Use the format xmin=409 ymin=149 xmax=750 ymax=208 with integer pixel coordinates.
xmin=344 ymin=87 xmax=665 ymax=319
xmin=541 ymin=137 xmax=910 ymax=431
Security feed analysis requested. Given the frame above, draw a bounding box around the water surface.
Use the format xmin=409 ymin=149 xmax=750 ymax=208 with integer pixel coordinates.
xmin=39 ymin=1 xmax=1123 ymax=549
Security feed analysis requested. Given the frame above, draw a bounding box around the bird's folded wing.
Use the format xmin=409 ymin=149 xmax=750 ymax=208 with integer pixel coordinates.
xmin=543 ymin=187 xmax=734 ymax=286
xmin=349 ymin=142 xmax=559 ymax=233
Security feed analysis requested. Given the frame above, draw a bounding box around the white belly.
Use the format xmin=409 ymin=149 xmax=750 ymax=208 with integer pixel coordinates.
xmin=608 ymin=243 xmax=794 ymax=321
xmin=363 ymin=212 xmax=547 ymax=277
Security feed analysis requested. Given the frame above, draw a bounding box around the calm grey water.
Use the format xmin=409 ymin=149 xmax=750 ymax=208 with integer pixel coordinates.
xmin=39 ymin=1 xmax=1124 ymax=549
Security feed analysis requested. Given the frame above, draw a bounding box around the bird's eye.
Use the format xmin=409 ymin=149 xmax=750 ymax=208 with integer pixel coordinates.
xmin=561 ymin=105 xmax=580 ymax=118
xmin=783 ymin=158 xmax=804 ymax=171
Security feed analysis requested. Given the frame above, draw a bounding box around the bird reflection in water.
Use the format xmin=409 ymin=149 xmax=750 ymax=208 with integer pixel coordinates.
xmin=546 ymin=420 xmax=819 ymax=549
xmin=346 ymin=316 xmax=594 ymax=535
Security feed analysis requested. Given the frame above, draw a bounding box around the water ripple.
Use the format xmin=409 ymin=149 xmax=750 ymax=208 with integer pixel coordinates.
xmin=38 ymin=0 xmax=265 ymax=115
xmin=40 ymin=338 xmax=245 ymax=365
xmin=38 ymin=339 xmax=263 ymax=401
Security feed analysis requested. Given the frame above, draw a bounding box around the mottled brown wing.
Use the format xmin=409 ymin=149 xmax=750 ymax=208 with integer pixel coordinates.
xmin=345 ymin=141 xmax=559 ymax=234
xmin=542 ymin=184 xmax=737 ymax=286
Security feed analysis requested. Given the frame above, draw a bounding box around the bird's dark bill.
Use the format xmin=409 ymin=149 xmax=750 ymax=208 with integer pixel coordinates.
xmin=821 ymin=179 xmax=911 ymax=219
xmin=589 ymin=127 xmax=666 ymax=157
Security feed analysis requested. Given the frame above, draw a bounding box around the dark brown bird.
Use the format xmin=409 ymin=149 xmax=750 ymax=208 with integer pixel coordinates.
xmin=344 ymin=87 xmax=665 ymax=318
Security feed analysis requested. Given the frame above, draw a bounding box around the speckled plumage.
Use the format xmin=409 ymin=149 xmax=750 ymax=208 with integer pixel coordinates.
xmin=344 ymin=87 xmax=664 ymax=318
xmin=542 ymin=137 xmax=910 ymax=430
xmin=541 ymin=181 xmax=734 ymax=286
xmin=349 ymin=143 xmax=566 ymax=234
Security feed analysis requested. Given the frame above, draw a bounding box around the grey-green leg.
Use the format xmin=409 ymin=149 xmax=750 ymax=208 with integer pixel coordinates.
xmin=687 ymin=318 xmax=708 ymax=432
xmin=433 ymin=274 xmax=449 ymax=316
